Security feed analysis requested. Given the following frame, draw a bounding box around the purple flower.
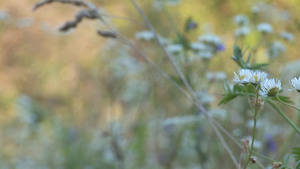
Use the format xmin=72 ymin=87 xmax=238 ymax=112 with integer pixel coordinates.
xmin=216 ymin=44 xmax=225 ymax=52
xmin=265 ymin=134 xmax=277 ymax=152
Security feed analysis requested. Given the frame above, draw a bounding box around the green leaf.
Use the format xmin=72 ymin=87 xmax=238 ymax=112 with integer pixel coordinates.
xmin=283 ymin=154 xmax=290 ymax=166
xmin=233 ymin=44 xmax=243 ymax=59
xmin=295 ymin=160 xmax=300 ymax=169
xmin=291 ymin=147 xmax=300 ymax=162
xmin=248 ymin=63 xmax=268 ymax=69
xmin=218 ymin=93 xmax=238 ymax=106
xmin=272 ymin=95 xmax=294 ymax=104
xmin=224 ymin=80 xmax=232 ymax=93
xmin=184 ymin=17 xmax=193 ymax=33
xmin=245 ymin=84 xmax=255 ymax=93
xmin=246 ymin=53 xmax=251 ymax=64
xmin=175 ymin=32 xmax=190 ymax=50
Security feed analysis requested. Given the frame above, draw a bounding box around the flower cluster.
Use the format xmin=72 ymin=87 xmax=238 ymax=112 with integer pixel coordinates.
xmin=233 ymin=69 xmax=300 ymax=97
xmin=233 ymin=69 xmax=268 ymax=85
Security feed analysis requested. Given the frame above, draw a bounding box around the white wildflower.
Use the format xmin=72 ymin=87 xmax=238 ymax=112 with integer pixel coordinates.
xmin=257 ymin=23 xmax=273 ymax=34
xmin=167 ymin=44 xmax=183 ymax=54
xmin=280 ymin=31 xmax=294 ymax=41
xmin=17 ymin=18 xmax=34 ymax=28
xmin=198 ymin=51 xmax=213 ymax=59
xmin=233 ymin=15 xmax=249 ymax=26
xmin=267 ymin=41 xmax=285 ymax=59
xmin=235 ymin=27 xmax=250 ymax=37
xmin=205 ymin=72 xmax=226 ymax=81
xmin=233 ymin=69 xmax=253 ymax=84
xmin=259 ymin=78 xmax=281 ymax=97
xmin=190 ymin=42 xmax=206 ymax=52
xmin=197 ymin=91 xmax=215 ymax=104
xmin=250 ymin=70 xmax=268 ymax=84
xmin=135 ymin=30 xmax=154 ymax=41
xmin=0 ymin=9 xmax=10 ymax=23
xmin=198 ymin=34 xmax=222 ymax=46
xmin=162 ymin=115 xmax=201 ymax=126
xmin=289 ymin=77 xmax=300 ymax=93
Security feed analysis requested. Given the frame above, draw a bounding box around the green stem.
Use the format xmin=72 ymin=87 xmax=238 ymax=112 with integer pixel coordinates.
xmin=243 ymin=91 xmax=259 ymax=169
xmin=245 ymin=85 xmax=255 ymax=114
xmin=276 ymin=95 xmax=300 ymax=112
xmin=267 ymin=100 xmax=300 ymax=135
xmin=250 ymin=150 xmax=293 ymax=169
xmin=250 ymin=150 xmax=276 ymax=162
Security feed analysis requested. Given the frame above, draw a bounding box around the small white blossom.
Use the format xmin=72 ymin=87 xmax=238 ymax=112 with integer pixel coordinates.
xmin=158 ymin=36 xmax=172 ymax=46
xmin=233 ymin=69 xmax=253 ymax=84
xmin=235 ymin=27 xmax=250 ymax=37
xmin=280 ymin=31 xmax=294 ymax=41
xmin=0 ymin=10 xmax=10 ymax=23
xmin=205 ymin=72 xmax=227 ymax=81
xmin=135 ymin=31 xmax=154 ymax=41
xmin=17 ymin=18 xmax=34 ymax=28
xmin=257 ymin=23 xmax=273 ymax=34
xmin=190 ymin=42 xmax=206 ymax=51
xmin=198 ymin=34 xmax=222 ymax=46
xmin=289 ymin=77 xmax=300 ymax=93
xmin=267 ymin=41 xmax=285 ymax=59
xmin=197 ymin=91 xmax=215 ymax=104
xmin=233 ymin=15 xmax=249 ymax=26
xmin=259 ymin=78 xmax=281 ymax=97
xmin=251 ymin=70 xmax=268 ymax=84
xmin=167 ymin=44 xmax=183 ymax=54
xmin=198 ymin=51 xmax=212 ymax=59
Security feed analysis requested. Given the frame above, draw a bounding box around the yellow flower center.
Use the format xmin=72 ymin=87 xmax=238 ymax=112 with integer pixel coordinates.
xmin=239 ymin=75 xmax=246 ymax=80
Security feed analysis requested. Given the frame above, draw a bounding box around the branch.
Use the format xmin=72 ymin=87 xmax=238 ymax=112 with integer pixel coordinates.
xmin=33 ymin=0 xmax=89 ymax=11
xmin=59 ymin=9 xmax=99 ymax=31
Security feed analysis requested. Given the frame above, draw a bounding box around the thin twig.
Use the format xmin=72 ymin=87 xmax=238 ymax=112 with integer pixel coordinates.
xmin=33 ymin=0 xmax=89 ymax=11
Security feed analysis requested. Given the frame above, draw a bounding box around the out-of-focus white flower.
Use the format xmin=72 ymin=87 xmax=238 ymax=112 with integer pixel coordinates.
xmin=233 ymin=15 xmax=249 ymax=26
xmin=198 ymin=51 xmax=212 ymax=59
xmin=259 ymin=78 xmax=281 ymax=97
xmin=215 ymin=72 xmax=227 ymax=80
xmin=198 ymin=34 xmax=222 ymax=46
xmin=252 ymin=6 xmax=260 ymax=14
xmin=267 ymin=41 xmax=285 ymax=59
xmin=197 ymin=91 xmax=215 ymax=104
xmin=121 ymin=79 xmax=149 ymax=102
xmin=167 ymin=44 xmax=183 ymax=54
xmin=210 ymin=108 xmax=227 ymax=120
xmin=280 ymin=31 xmax=294 ymax=41
xmin=135 ymin=30 xmax=154 ymax=41
xmin=289 ymin=76 xmax=300 ymax=93
xmin=250 ymin=70 xmax=268 ymax=84
xmin=257 ymin=23 xmax=273 ymax=34
xmin=235 ymin=27 xmax=250 ymax=37
xmin=247 ymin=119 xmax=262 ymax=128
xmin=17 ymin=18 xmax=34 ymax=28
xmin=158 ymin=36 xmax=172 ymax=46
xmin=110 ymin=53 xmax=143 ymax=78
xmin=162 ymin=115 xmax=201 ymax=126
xmin=190 ymin=42 xmax=206 ymax=52
xmin=233 ymin=69 xmax=253 ymax=84
xmin=205 ymin=72 xmax=227 ymax=81
xmin=0 ymin=9 xmax=10 ymax=23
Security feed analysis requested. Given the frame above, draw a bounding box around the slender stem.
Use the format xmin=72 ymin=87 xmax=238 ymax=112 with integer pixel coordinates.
xmin=250 ymin=150 xmax=293 ymax=169
xmin=250 ymin=150 xmax=275 ymax=162
xmin=267 ymin=100 xmax=300 ymax=135
xmin=276 ymin=95 xmax=300 ymax=112
xmin=245 ymin=85 xmax=255 ymax=114
xmin=243 ymin=91 xmax=259 ymax=169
